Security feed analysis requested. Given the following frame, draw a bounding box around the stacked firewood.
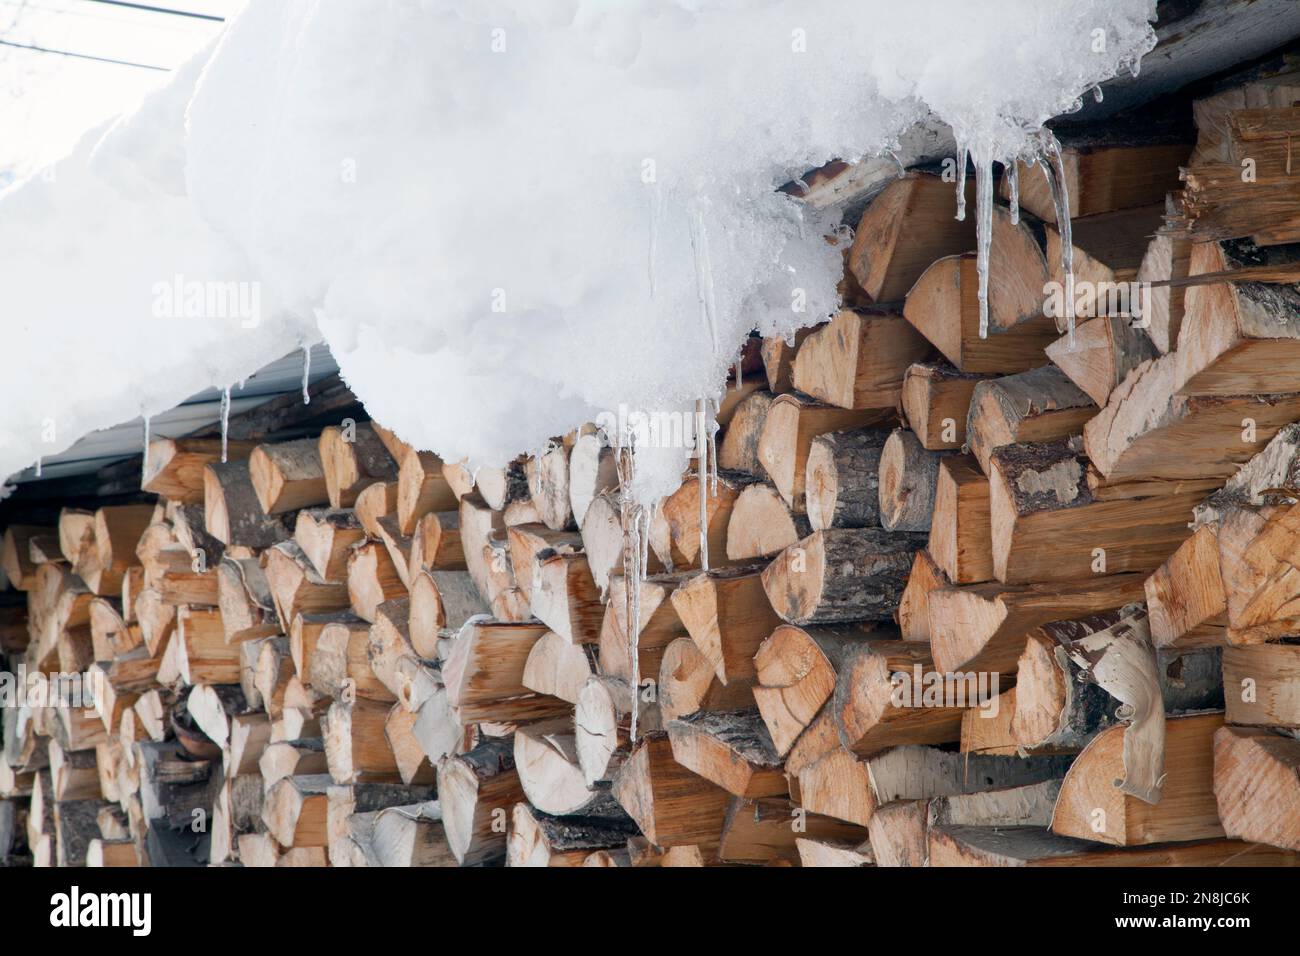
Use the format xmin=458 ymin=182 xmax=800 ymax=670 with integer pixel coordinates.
xmin=6 ymin=62 xmax=1300 ymax=869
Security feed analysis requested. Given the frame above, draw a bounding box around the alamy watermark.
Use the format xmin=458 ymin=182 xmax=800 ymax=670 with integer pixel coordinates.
xmin=1043 ymin=279 xmax=1151 ymax=325
xmin=0 ymin=665 xmax=101 ymax=711
xmin=890 ymin=664 xmax=1001 ymax=718
xmin=152 ymin=273 xmax=261 ymax=329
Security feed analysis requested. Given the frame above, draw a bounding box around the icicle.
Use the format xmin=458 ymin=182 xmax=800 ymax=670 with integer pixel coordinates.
xmin=142 ymin=414 xmax=152 ymax=480
xmin=301 ymin=345 xmax=312 ymax=405
xmin=689 ymin=203 xmax=720 ymax=355
xmin=707 ymin=403 xmax=719 ymax=495
xmin=1092 ymin=83 xmax=1104 ymax=104
xmin=220 ymin=386 xmax=232 ymax=463
xmin=974 ymin=151 xmax=994 ymax=339
xmin=615 ymin=439 xmax=650 ymax=739
xmin=1036 ymin=129 xmax=1077 ymax=348
xmin=1007 ymin=162 xmax=1020 ymax=226
xmin=697 ymin=398 xmax=709 ymax=572
xmin=953 ymin=144 xmax=969 ymax=221
xmin=34 ymin=457 xmax=41 ymax=478
xmin=734 ymin=358 xmax=742 ymax=391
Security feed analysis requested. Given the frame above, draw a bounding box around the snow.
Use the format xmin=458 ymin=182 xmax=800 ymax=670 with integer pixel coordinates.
xmin=0 ymin=0 xmax=1157 ymax=503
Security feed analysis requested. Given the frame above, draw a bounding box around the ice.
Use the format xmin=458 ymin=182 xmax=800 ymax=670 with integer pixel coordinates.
xmin=954 ymin=144 xmax=969 ymax=222
xmin=301 ymin=345 xmax=311 ymax=405
xmin=0 ymin=1 xmax=1158 ymax=496
xmin=974 ymin=151 xmax=995 ymax=338
xmin=220 ymin=386 xmax=231 ymax=463
xmin=142 ymin=414 xmax=152 ymax=479
xmin=1007 ymin=163 xmax=1020 ymax=226
xmin=1036 ymin=128 xmax=1077 ymax=348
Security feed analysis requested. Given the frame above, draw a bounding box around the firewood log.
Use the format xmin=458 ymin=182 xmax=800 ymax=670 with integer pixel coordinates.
xmin=1046 ymin=316 xmax=1157 ymax=407
xmin=1045 ymin=204 xmax=1165 ymax=310
xmin=507 ymin=802 xmax=637 ymax=868
xmin=651 ymin=470 xmax=751 ymax=571
xmin=1216 ymin=501 xmax=1300 ymax=642
xmin=395 ymin=451 xmax=458 ymax=535
xmin=1213 ymin=725 xmax=1300 ymax=851
xmin=725 ymin=482 xmax=809 ymax=561
xmin=567 ymin=433 xmax=618 ymax=529
xmin=253 ymin=637 xmax=294 ymax=719
xmin=1084 ymin=352 xmax=1300 ymax=481
xmin=346 ymin=540 xmax=405 ymax=623
xmin=262 ymin=773 xmax=331 ymax=847
xmin=143 ymin=437 xmax=255 ymax=503
xmin=311 ymin=618 xmax=394 ymax=702
xmin=523 ymin=442 xmax=575 ymax=532
xmin=716 ymin=389 xmax=774 ymax=476
xmin=598 ymin=572 xmax=686 ymax=684
xmin=323 ymin=698 xmax=401 ymax=784
xmin=440 ymin=621 xmax=568 ymax=725
xmin=579 ymin=491 xmax=627 ymax=593
xmin=408 ymin=569 xmax=486 ymax=652
xmin=260 ymin=739 xmax=328 ymax=789
xmin=1135 ymin=225 xmax=1191 ymax=353
xmin=216 ymin=557 xmax=279 ymax=643
xmin=758 ymin=393 xmax=892 ymax=511
xmin=670 ymin=566 xmax=780 ymax=684
xmin=522 ymin=630 xmax=595 ymax=704
xmin=172 ymin=607 xmax=239 ymax=685
xmin=289 ymin=609 xmax=354 ymax=681
xmin=48 ymin=740 xmax=100 ymax=802
xmin=612 ymin=732 xmax=728 ymax=849
xmin=666 ymin=710 xmax=785 ymax=798
xmin=57 ymin=509 xmax=94 ymax=565
xmin=294 ymin=508 xmax=364 ymax=582
xmin=752 ymin=624 xmax=861 ymax=757
xmin=927 ymin=454 xmax=993 ymax=584
xmin=203 ymin=460 xmax=292 ymax=548
xmin=1144 ymin=524 xmax=1228 ymax=647
xmin=1052 ymin=712 xmax=1225 ymax=846
xmin=513 ymin=719 xmax=628 ymax=819
xmin=409 ymin=510 xmax=465 ymax=577
xmin=927 ymin=826 xmax=1297 ymax=867
xmin=847 ymin=170 xmax=976 ymax=303
xmin=529 ymin=549 xmax=602 ymax=645
xmin=760 ymin=327 xmax=816 ymax=394
xmin=437 ymin=737 xmax=521 ymax=866
xmin=796 ymin=744 xmax=1071 ymax=829
xmin=966 ymin=366 xmax=1094 ymax=474
xmin=878 ymin=428 xmax=951 ymax=532
xmin=249 ymin=438 xmax=328 ymax=515
xmin=927 ymin=574 xmax=1148 ymax=674
xmin=903 ymin=213 xmax=1057 ymax=373
xmin=896 ymin=549 xmax=949 ymax=642
xmin=1176 ymin=240 xmax=1300 ymax=395
xmin=791 ymin=309 xmax=931 ymax=410
xmin=353 ymin=479 xmax=399 ymax=540
xmin=264 ymin=541 xmax=350 ymax=627
xmin=1222 ymin=643 xmax=1300 ymax=728
xmin=366 ymin=598 xmax=416 ymax=699
xmin=988 ymin=439 xmax=1200 ymax=583
xmin=656 ymin=634 xmax=753 ymax=723
xmin=573 ymin=676 xmax=660 ymax=788
xmin=319 ymin=421 xmax=397 ymax=509
xmin=795 ymin=837 xmax=873 ymax=868
xmin=384 ymin=705 xmax=435 ymax=786
xmin=804 ymin=427 xmax=888 ymax=530
xmin=721 ymin=795 xmax=863 ymax=865
xmin=368 ymin=801 xmax=454 ymax=867
xmin=761 ymin=529 xmax=922 ymax=625
xmin=901 ymin=362 xmax=987 ymax=451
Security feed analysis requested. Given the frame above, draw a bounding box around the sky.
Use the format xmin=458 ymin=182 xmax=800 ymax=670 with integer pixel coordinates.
xmin=0 ymin=0 xmax=243 ymax=187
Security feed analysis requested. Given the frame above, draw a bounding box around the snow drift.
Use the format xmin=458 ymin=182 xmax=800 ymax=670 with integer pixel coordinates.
xmin=0 ymin=0 xmax=1158 ymax=501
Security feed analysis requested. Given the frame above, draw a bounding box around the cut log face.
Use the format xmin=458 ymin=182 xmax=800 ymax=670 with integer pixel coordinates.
xmin=878 ymin=428 xmax=950 ymax=532
xmin=568 ymin=433 xmax=618 ymax=528
xmin=900 ymin=362 xmax=986 ymax=451
xmin=397 ymin=451 xmax=457 ymax=536
xmin=717 ymin=390 xmax=774 ymax=476
xmin=204 ymin=461 xmax=292 ymax=548
xmin=522 ymin=630 xmax=595 ymax=705
xmin=1213 ymin=725 xmax=1300 ymax=852
xmin=1222 ymin=643 xmax=1300 ymax=728
xmin=847 ymin=171 xmax=977 ymax=304
xmin=760 ymin=327 xmax=817 ymax=394
xmin=143 ymin=438 xmax=256 ymax=504
xmin=757 ymin=393 xmax=893 ymax=512
xmin=751 ymin=624 xmax=861 ymax=757
xmin=507 ymin=802 xmax=637 ymax=868
xmin=250 ymin=438 xmax=329 ymax=515
xmin=928 ymin=454 xmax=993 ymax=584
xmin=612 ymin=732 xmax=730 ymax=849
xmin=525 ymin=442 xmax=575 ymax=532
xmin=437 ymin=738 xmax=521 ymax=866
xmin=514 ymin=719 xmax=628 ymax=819
xmin=1144 ymin=524 xmax=1227 ymax=647
xmin=1051 ymin=712 xmax=1225 ymax=847
xmin=669 ymin=566 xmax=780 ymax=685
xmin=761 ymin=529 xmax=923 ymax=626
xmin=1045 ymin=315 xmax=1158 ymax=408
xmin=791 ymin=309 xmax=932 ymax=411
xmin=319 ymin=422 xmax=398 ymax=509
xmin=988 ymin=439 xmax=1200 ymax=583
xmin=1135 ymin=228 xmax=1191 ymax=354
xmin=726 ymin=483 xmax=809 ymax=561
xmin=966 ymin=366 xmax=1095 ymax=474
xmin=656 ymin=636 xmax=754 ymax=723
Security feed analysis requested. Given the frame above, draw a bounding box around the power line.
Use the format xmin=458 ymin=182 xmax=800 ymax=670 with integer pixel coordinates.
xmin=0 ymin=37 xmax=168 ymax=70
xmin=82 ymin=0 xmax=223 ymax=21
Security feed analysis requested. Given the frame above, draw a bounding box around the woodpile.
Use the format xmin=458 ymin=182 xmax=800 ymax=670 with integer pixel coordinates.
xmin=8 ymin=61 xmax=1300 ymax=870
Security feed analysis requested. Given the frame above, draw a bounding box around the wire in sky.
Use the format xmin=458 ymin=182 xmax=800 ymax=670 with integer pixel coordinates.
xmin=0 ymin=36 xmax=168 ymax=70
xmin=82 ymin=0 xmax=223 ymax=22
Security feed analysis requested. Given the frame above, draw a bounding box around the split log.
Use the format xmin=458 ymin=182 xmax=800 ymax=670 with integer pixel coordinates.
xmin=310 ymin=618 xmax=393 ymax=702
xmin=143 ymin=437 xmax=255 ymax=503
xmin=507 ymin=803 xmax=637 ymax=868
xmin=384 ymin=705 xmax=436 ymax=786
xmin=752 ymin=624 xmax=863 ymax=757
xmin=260 ymin=739 xmax=328 ymax=788
xmin=522 ymin=630 xmax=596 ymax=704
xmin=927 ymin=574 xmax=1148 ymax=674
xmin=319 ymin=421 xmax=397 ymax=509
xmin=650 ymin=470 xmax=750 ymax=571
xmin=216 ymin=557 xmax=279 ymax=643
xmin=262 ymin=774 xmax=331 ymax=847
xmin=1213 ymin=725 xmax=1300 ymax=851
xmin=354 ymin=480 xmax=398 ymax=539
xmin=612 ymin=732 xmax=729 ymax=849
xmin=757 ymin=393 xmax=893 ymax=512
xmin=720 ymin=796 xmax=864 ymax=865
xmin=1051 ymin=712 xmax=1225 ymax=846
xmin=670 ymin=566 xmax=779 ymax=685
xmin=203 ymin=460 xmax=292 ymax=548
xmin=902 ymin=211 xmax=1058 ymax=373
xmin=347 ymin=540 xmax=405 ymax=623
xmin=725 ymin=483 xmax=809 ymax=560
xmin=928 ymin=826 xmax=1297 ymax=867
xmin=567 ymin=433 xmax=618 ymax=528
xmin=1046 ymin=316 xmax=1158 ymax=408
xmin=896 ymin=549 xmax=950 ymax=642
xmin=1144 ymin=525 xmax=1228 ymax=647
xmin=409 ymin=510 xmax=465 ymax=575
xmin=795 ymin=837 xmax=874 ymax=868
xmin=804 ymin=428 xmax=887 ymax=530
xmin=928 ymin=454 xmax=993 ymax=584
xmin=988 ymin=439 xmax=1200 ymax=583
xmin=514 ymin=719 xmax=628 ymax=819
xmin=1222 ymin=643 xmax=1300 ymax=728
xmin=761 ymin=529 xmax=923 ymax=625
xmin=791 ymin=309 xmax=931 ymax=410
xmin=250 ymin=438 xmax=328 ymax=515
xmin=397 ymin=451 xmax=458 ymax=535
xmin=323 ymin=698 xmax=402 ymax=784
xmin=437 ymin=737 xmax=522 ymax=866
xmin=1135 ymin=227 xmax=1191 ymax=353
xmin=599 ymin=573 xmax=686 ymax=684
xmin=878 ymin=428 xmax=950 ymax=532
xmin=578 ymin=492 xmax=626 ymax=593
xmin=656 ymin=636 xmax=754 ymax=722
xmin=760 ymin=327 xmax=816 ymax=394
xmin=1045 ymin=204 xmax=1165 ymax=312
xmin=966 ymin=366 xmax=1094 ymax=474
xmin=847 ymin=170 xmax=976 ymax=303
xmin=525 ymin=443 xmax=574 ymax=531
xmin=294 ymin=508 xmax=364 ymax=582
xmin=408 ymin=569 xmax=486 ymax=652
xmin=264 ymin=541 xmax=350 ymax=627
xmin=666 ymin=710 xmax=785 ymax=798
xmin=716 ymin=390 xmax=774 ymax=476
xmin=1084 ymin=352 xmax=1300 ymax=481
xmin=441 ymin=621 xmax=568 ymax=724
xmin=530 ymin=549 xmax=602 ymax=645
xmin=900 ymin=362 xmax=986 ymax=450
